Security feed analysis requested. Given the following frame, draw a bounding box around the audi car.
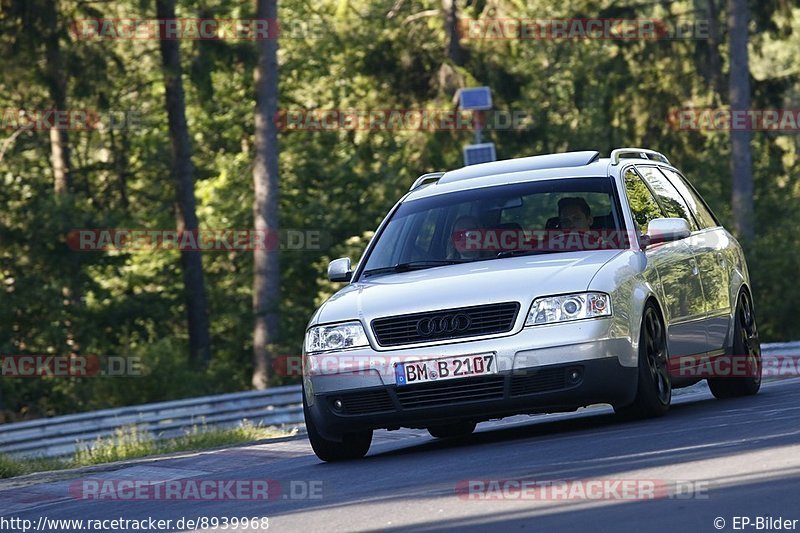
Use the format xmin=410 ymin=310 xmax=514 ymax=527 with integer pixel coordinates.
xmin=302 ymin=148 xmax=762 ymax=462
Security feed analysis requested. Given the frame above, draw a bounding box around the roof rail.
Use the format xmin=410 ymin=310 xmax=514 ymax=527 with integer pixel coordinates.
xmin=610 ymin=148 xmax=670 ymax=165
xmin=409 ymin=172 xmax=445 ymax=191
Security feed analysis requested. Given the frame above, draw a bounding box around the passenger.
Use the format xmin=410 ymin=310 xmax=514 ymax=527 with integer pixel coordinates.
xmin=448 ymin=215 xmax=483 ymax=260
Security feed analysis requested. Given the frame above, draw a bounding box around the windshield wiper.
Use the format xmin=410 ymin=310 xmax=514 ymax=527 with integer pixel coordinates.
xmin=494 ymin=249 xmax=567 ymax=259
xmin=362 ymin=260 xmax=466 ymax=277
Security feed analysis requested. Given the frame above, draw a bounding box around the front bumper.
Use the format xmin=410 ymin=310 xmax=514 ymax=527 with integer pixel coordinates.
xmin=306 ymin=357 xmax=636 ymax=440
xmin=304 ymin=320 xmax=638 ymax=440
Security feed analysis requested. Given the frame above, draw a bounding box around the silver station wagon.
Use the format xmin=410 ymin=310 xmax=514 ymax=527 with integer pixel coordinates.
xmin=302 ymin=148 xmax=762 ymax=462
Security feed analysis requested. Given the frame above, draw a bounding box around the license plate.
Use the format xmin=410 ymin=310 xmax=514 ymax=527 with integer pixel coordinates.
xmin=395 ymin=353 xmax=496 ymax=386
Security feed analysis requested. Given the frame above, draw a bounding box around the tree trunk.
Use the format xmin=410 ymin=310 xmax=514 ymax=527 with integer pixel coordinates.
xmin=252 ymin=0 xmax=280 ymax=390
xmin=442 ymin=0 xmax=463 ymax=65
xmin=41 ymin=0 xmax=83 ymax=357
xmin=156 ymin=0 xmax=212 ymax=367
xmin=727 ymin=0 xmax=754 ymax=242
xmin=42 ymin=0 xmax=71 ymax=195
xmin=705 ymin=0 xmax=725 ymax=102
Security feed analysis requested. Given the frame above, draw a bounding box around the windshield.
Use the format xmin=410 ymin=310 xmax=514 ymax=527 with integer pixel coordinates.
xmin=359 ymin=177 xmax=629 ymax=279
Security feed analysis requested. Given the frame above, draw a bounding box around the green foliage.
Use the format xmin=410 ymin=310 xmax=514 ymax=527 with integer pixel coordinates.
xmin=1 ymin=0 xmax=799 ymax=421
xmin=72 ymin=421 xmax=288 ymax=466
xmin=0 ymin=454 xmax=65 ymax=479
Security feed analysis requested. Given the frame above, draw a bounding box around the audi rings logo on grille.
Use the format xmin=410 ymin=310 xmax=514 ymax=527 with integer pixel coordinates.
xmin=416 ymin=313 xmax=472 ymax=337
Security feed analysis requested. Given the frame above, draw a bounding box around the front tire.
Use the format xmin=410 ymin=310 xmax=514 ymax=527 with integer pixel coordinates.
xmin=303 ymin=387 xmax=372 ymax=462
xmin=708 ymin=290 xmax=762 ymax=399
xmin=615 ymin=302 xmax=671 ymax=418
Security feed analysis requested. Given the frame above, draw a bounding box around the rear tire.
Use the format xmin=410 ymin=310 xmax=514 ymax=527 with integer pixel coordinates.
xmin=708 ymin=290 xmax=762 ymax=399
xmin=303 ymin=387 xmax=372 ymax=462
xmin=427 ymin=420 xmax=476 ymax=439
xmin=615 ymin=302 xmax=671 ymax=419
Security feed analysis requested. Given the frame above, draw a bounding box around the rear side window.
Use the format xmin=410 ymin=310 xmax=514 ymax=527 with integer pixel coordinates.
xmin=636 ymin=166 xmax=699 ymax=231
xmin=623 ymin=169 xmax=663 ymax=233
xmin=660 ymin=168 xmax=719 ymax=229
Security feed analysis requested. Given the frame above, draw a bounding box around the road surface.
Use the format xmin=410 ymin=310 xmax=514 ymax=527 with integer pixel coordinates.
xmin=2 ymin=378 xmax=799 ymax=532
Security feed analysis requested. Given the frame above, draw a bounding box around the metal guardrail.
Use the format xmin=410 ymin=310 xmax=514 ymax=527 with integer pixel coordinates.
xmin=761 ymin=341 xmax=800 ymax=354
xmin=1 ymin=343 xmax=797 ymax=458
xmin=0 ymin=385 xmax=303 ymax=458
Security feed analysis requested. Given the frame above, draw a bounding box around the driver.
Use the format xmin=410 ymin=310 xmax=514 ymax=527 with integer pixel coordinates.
xmin=558 ymin=197 xmax=593 ymax=231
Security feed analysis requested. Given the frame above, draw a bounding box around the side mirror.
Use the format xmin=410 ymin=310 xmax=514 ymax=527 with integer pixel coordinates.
xmin=642 ymin=218 xmax=691 ymax=248
xmin=327 ymin=257 xmax=352 ymax=282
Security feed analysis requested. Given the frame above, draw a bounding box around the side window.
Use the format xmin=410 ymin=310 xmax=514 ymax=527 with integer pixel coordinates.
xmin=636 ymin=166 xmax=699 ymax=231
xmin=623 ymin=168 xmax=663 ymax=233
xmin=660 ymin=168 xmax=719 ymax=229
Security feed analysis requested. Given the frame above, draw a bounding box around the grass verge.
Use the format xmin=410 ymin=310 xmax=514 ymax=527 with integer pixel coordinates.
xmin=0 ymin=422 xmax=294 ymax=479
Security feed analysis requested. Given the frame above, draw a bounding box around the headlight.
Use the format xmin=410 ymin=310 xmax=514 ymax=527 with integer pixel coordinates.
xmin=305 ymin=321 xmax=369 ymax=353
xmin=525 ymin=292 xmax=611 ymax=326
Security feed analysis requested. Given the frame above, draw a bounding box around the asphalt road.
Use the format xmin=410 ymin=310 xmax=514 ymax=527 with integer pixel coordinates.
xmin=2 ymin=378 xmax=800 ymax=533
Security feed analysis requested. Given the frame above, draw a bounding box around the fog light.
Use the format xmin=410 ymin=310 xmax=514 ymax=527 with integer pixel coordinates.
xmin=333 ymin=399 xmax=343 ymax=410
xmin=568 ymin=368 xmax=582 ymax=383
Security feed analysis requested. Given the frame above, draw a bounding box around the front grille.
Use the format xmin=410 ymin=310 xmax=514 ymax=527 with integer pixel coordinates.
xmin=396 ymin=376 xmax=506 ymax=409
xmin=337 ymin=389 xmax=395 ymax=415
xmin=509 ymin=366 xmax=579 ymax=396
xmin=371 ymin=302 xmax=520 ymax=347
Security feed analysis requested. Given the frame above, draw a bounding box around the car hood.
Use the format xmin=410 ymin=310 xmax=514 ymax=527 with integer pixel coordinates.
xmin=312 ymin=250 xmax=623 ymax=328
